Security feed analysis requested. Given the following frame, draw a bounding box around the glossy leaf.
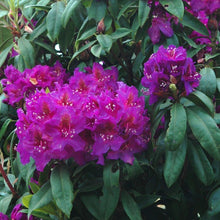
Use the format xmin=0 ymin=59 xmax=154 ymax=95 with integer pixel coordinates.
xmin=159 ymin=0 xmax=184 ymax=19
xmin=50 ymin=166 xmax=74 ymax=218
xmin=187 ymin=90 xmax=214 ymax=116
xmin=0 ymin=195 xmax=12 ymax=213
xmin=28 ymin=182 xmax=53 ymax=217
xmin=138 ymin=0 xmax=150 ymax=27
xmin=97 ymin=34 xmax=112 ymax=52
xmin=77 ymin=27 xmax=96 ymax=41
xmin=91 ymin=44 xmax=102 ymax=58
xmin=62 ymin=0 xmax=80 ymax=28
xmin=189 ymin=141 xmax=214 ymax=185
xmin=88 ymin=0 xmax=107 ymax=21
xmin=165 ymin=103 xmax=186 ymax=150
xmin=0 ymin=44 xmax=13 ymax=67
xmin=68 ymin=40 xmax=97 ymax=67
xmin=18 ymin=37 xmax=35 ymax=68
xmin=46 ymin=1 xmax=64 ymax=42
xmin=208 ymin=187 xmax=220 ymax=215
xmin=29 ymin=20 xmax=47 ymax=41
xmin=198 ymin=67 xmax=217 ymax=97
xmin=0 ymin=27 xmax=13 ymax=51
xmin=111 ymin=28 xmax=132 ymax=40
xmin=187 ymin=106 xmax=220 ymax=160
xmin=180 ymin=11 xmax=209 ymax=36
xmin=217 ymin=78 xmax=220 ymax=93
xmin=121 ymin=190 xmax=142 ymax=220
xmin=164 ymin=137 xmax=187 ymax=188
xmin=0 ymin=119 xmax=12 ymax=141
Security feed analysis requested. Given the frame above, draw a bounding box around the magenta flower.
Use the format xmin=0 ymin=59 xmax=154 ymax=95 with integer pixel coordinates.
xmin=141 ymin=45 xmax=200 ymax=104
xmin=0 ymin=213 xmax=9 ymax=220
xmin=148 ymin=6 xmax=173 ymax=44
xmin=11 ymin=204 xmax=35 ymax=220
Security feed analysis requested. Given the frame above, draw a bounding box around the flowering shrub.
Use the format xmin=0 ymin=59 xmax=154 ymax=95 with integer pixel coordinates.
xmin=0 ymin=0 xmax=220 ymax=219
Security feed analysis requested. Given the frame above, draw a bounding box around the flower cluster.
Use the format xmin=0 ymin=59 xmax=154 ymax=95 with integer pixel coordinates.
xmin=141 ymin=45 xmax=201 ymax=104
xmin=1 ymin=62 xmax=68 ymax=106
xmin=16 ymin=63 xmax=150 ymax=171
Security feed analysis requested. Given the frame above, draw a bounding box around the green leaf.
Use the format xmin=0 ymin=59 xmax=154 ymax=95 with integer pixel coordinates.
xmin=136 ymin=194 xmax=160 ymax=209
xmin=217 ymin=78 xmax=220 ymax=93
xmin=77 ymin=27 xmax=96 ymax=41
xmin=111 ymin=28 xmax=132 ymax=40
xmin=50 ymin=166 xmax=74 ymax=218
xmin=62 ymin=0 xmax=80 ymax=28
xmin=205 ymin=53 xmax=220 ymax=62
xmin=215 ymin=113 xmax=220 ymax=125
xmin=68 ymin=40 xmax=97 ymax=68
xmin=117 ymin=1 xmax=134 ymax=20
xmin=46 ymin=1 xmax=64 ymax=42
xmin=97 ymin=34 xmax=112 ymax=52
xmin=159 ymin=0 xmax=184 ymax=19
xmin=28 ymin=182 xmax=53 ymax=217
xmin=187 ymin=45 xmax=206 ymax=58
xmin=189 ymin=141 xmax=214 ymax=185
xmin=138 ymin=0 xmax=150 ymax=27
xmin=165 ymin=103 xmax=186 ymax=150
xmin=198 ymin=67 xmax=217 ymax=97
xmin=0 ymin=195 xmax=12 ymax=213
xmin=180 ymin=11 xmax=209 ymax=36
xmin=0 ymin=44 xmax=13 ymax=67
xmin=0 ymin=10 xmax=8 ymax=18
xmin=187 ymin=106 xmax=220 ymax=160
xmin=81 ymin=163 xmax=120 ymax=220
xmin=29 ymin=20 xmax=47 ymax=41
xmin=91 ymin=44 xmax=102 ymax=58
xmin=0 ymin=27 xmax=13 ymax=50
xmin=108 ymin=0 xmax=119 ymax=18
xmin=18 ymin=37 xmax=35 ymax=68
xmin=88 ymin=0 xmax=107 ymax=21
xmin=208 ymin=187 xmax=220 ymax=215
xmin=121 ymin=190 xmax=142 ymax=220
xmin=164 ymin=137 xmax=187 ymax=188
xmin=0 ymin=119 xmax=12 ymax=141
xmin=186 ymin=90 xmax=214 ymax=116
xmin=34 ymin=40 xmax=57 ymax=54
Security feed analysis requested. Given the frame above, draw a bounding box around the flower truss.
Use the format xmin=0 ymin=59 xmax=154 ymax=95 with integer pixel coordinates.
xmin=14 ymin=63 xmax=150 ymax=171
xmin=141 ymin=45 xmax=201 ymax=104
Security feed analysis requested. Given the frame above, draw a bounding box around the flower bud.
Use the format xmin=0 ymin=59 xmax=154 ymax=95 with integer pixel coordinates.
xmin=169 ymin=83 xmax=177 ymax=92
xmin=97 ymin=18 xmax=105 ymax=34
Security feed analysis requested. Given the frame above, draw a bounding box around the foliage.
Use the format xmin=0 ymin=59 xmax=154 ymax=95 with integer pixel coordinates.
xmin=0 ymin=0 xmax=220 ymax=219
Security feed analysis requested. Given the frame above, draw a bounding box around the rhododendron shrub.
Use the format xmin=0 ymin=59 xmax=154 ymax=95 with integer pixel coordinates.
xmin=0 ymin=0 xmax=220 ymax=219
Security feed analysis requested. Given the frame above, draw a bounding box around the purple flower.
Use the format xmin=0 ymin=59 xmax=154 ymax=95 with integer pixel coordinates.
xmin=148 ymin=6 xmax=173 ymax=44
xmin=190 ymin=0 xmax=220 ymax=14
xmin=141 ymin=45 xmax=200 ymax=104
xmin=0 ymin=213 xmax=9 ymax=220
xmin=11 ymin=204 xmax=34 ymax=220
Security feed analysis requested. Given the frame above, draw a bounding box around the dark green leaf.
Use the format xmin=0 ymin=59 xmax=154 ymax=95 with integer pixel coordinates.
xmin=50 ymin=166 xmax=74 ymax=218
xmin=0 ymin=119 xmax=12 ymax=141
xmin=29 ymin=20 xmax=47 ymax=41
xmin=187 ymin=106 xmax=220 ymax=160
xmin=62 ymin=0 xmax=80 ymax=28
xmin=34 ymin=40 xmax=57 ymax=54
xmin=46 ymin=2 xmax=64 ymax=42
xmin=88 ymin=0 xmax=107 ymax=21
xmin=187 ymin=45 xmax=206 ymax=58
xmin=165 ymin=103 xmax=186 ymax=150
xmin=198 ymin=67 xmax=217 ymax=97
xmin=0 ymin=27 xmax=13 ymax=50
xmin=78 ymin=27 xmax=96 ymax=41
xmin=217 ymin=78 xmax=220 ymax=93
xmin=208 ymin=187 xmax=220 ymax=215
xmin=18 ymin=37 xmax=35 ymax=68
xmin=215 ymin=113 xmax=220 ymax=125
xmin=0 ymin=195 xmax=12 ymax=213
xmin=97 ymin=34 xmax=112 ymax=52
xmin=108 ymin=0 xmax=119 ymax=18
xmin=91 ymin=44 xmax=102 ymax=58
xmin=68 ymin=40 xmax=97 ymax=68
xmin=28 ymin=182 xmax=53 ymax=217
xmin=189 ymin=141 xmax=214 ymax=185
xmin=138 ymin=0 xmax=150 ymax=27
xmin=111 ymin=28 xmax=132 ymax=40
xmin=136 ymin=194 xmax=160 ymax=209
xmin=159 ymin=0 xmax=184 ymax=19
xmin=121 ymin=190 xmax=142 ymax=220
xmin=180 ymin=11 xmax=209 ymax=36
xmin=205 ymin=53 xmax=220 ymax=62
xmin=117 ymin=1 xmax=134 ymax=20
xmin=0 ymin=44 xmax=13 ymax=67
xmin=187 ymin=90 xmax=214 ymax=116
xmin=164 ymin=137 xmax=187 ymax=188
